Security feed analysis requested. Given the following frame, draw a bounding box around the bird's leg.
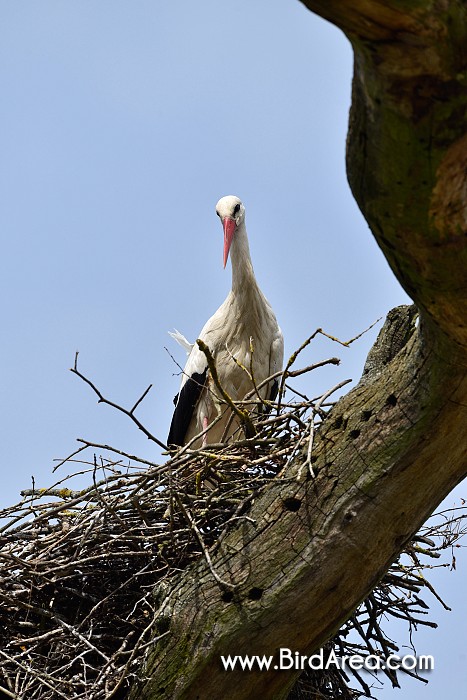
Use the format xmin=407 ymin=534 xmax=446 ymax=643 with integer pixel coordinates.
xmin=202 ymin=416 xmax=209 ymax=447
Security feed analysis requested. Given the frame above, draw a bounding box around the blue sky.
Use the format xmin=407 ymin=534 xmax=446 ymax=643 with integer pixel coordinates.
xmin=0 ymin=1 xmax=465 ymax=697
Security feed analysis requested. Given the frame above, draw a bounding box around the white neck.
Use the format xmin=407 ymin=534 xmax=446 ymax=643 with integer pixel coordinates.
xmin=229 ymin=221 xmax=258 ymax=297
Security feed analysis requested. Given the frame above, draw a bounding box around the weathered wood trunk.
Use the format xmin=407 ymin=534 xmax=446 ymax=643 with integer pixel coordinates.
xmin=131 ymin=2 xmax=467 ymax=698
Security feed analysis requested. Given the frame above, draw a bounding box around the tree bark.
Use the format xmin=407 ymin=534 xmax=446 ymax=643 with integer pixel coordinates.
xmin=131 ymin=2 xmax=467 ymax=698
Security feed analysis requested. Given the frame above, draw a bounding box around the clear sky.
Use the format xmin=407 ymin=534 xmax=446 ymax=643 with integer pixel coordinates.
xmin=0 ymin=1 xmax=465 ymax=697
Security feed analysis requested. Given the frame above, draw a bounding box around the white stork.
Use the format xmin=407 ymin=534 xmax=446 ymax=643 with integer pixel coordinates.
xmin=167 ymin=195 xmax=283 ymax=448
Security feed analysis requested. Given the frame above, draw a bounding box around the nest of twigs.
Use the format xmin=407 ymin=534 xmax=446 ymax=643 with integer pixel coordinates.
xmin=0 ymin=331 xmax=465 ymax=700
xmin=0 ymin=441 xmax=289 ymax=699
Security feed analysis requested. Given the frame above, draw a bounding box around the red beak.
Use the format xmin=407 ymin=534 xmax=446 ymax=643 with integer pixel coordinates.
xmin=223 ymin=217 xmax=236 ymax=268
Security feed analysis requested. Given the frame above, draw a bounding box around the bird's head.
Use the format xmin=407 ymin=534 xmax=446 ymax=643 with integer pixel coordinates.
xmin=215 ymin=195 xmax=245 ymax=268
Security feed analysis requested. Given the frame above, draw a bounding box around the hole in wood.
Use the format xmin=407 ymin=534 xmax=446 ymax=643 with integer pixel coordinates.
xmin=282 ymin=497 xmax=301 ymax=512
xmin=248 ymin=587 xmax=263 ymax=601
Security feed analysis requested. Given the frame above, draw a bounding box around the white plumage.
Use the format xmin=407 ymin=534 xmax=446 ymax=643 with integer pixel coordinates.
xmin=167 ymin=195 xmax=283 ymax=448
xmin=168 ymin=329 xmax=194 ymax=356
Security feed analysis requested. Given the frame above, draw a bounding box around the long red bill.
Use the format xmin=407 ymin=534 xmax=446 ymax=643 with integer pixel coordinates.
xmin=223 ymin=217 xmax=236 ymax=268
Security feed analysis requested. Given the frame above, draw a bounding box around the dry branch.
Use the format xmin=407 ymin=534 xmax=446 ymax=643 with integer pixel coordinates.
xmin=0 ymin=326 xmax=465 ymax=699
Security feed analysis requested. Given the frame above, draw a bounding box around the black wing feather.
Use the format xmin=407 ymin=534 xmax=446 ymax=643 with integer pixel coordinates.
xmin=167 ymin=369 xmax=207 ymax=447
xmin=269 ymin=378 xmax=279 ymax=403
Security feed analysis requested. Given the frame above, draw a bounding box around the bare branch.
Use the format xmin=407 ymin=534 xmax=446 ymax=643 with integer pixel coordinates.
xmin=70 ymin=354 xmax=168 ymax=450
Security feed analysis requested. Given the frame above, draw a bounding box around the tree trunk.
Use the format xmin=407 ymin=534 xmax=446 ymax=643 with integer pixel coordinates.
xmin=131 ymin=2 xmax=467 ymax=698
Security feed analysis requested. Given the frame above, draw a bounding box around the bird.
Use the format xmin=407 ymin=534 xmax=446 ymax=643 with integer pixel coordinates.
xmin=167 ymin=195 xmax=284 ymax=448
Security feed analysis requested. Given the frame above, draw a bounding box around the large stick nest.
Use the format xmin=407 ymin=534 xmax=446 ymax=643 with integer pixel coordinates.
xmin=0 ymin=330 xmax=465 ymax=700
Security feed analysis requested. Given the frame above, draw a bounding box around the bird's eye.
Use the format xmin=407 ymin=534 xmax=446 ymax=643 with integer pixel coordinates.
xmin=216 ymin=210 xmax=220 ymax=217
xmin=233 ymin=203 xmax=240 ymax=215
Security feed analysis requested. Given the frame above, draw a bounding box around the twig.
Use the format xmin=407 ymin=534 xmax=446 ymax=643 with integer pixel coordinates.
xmin=196 ymin=339 xmax=256 ymax=438
xmin=174 ymin=493 xmax=237 ymax=589
xmin=297 ymin=379 xmax=352 ymax=480
xmin=70 ymin=352 xmax=168 ymax=450
xmin=130 ymin=384 xmax=153 ymax=414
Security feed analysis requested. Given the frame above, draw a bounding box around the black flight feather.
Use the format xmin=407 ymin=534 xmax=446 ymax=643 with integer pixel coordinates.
xmin=167 ymin=369 xmax=207 ymax=447
xmin=269 ymin=378 xmax=279 ymax=403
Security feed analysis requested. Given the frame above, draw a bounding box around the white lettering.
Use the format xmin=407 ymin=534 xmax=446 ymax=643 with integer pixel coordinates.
xmin=221 ymin=650 xmax=435 ymax=673
xmin=307 ymin=648 xmax=324 ymax=670
xmin=325 ymin=648 xmax=340 ymax=669
xmin=255 ymin=655 xmax=273 ymax=671
xmin=348 ymin=654 xmax=364 ymax=670
xmin=221 ymin=655 xmax=237 ymax=670
xmin=279 ymin=648 xmax=294 ymax=670
xmin=364 ymin=654 xmax=381 ymax=670
xmin=419 ymin=654 xmax=435 ymax=671
xmin=401 ymin=655 xmax=417 ymax=671
xmin=220 ymin=654 xmax=273 ymax=671
xmin=386 ymin=654 xmax=401 ymax=670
